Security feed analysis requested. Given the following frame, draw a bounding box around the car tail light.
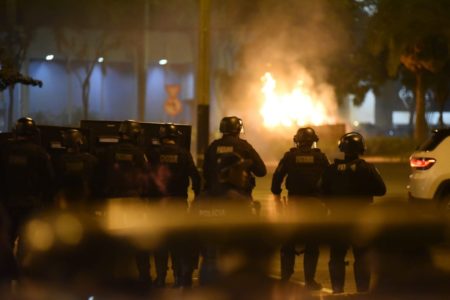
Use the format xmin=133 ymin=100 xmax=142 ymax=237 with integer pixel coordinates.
xmin=410 ymin=157 xmax=436 ymax=170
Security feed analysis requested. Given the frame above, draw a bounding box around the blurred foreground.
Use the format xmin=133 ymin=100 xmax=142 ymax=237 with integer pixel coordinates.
xmin=2 ymin=197 xmax=450 ymax=300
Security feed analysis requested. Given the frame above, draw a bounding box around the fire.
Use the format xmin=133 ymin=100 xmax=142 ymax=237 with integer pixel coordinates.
xmin=260 ymin=72 xmax=336 ymax=128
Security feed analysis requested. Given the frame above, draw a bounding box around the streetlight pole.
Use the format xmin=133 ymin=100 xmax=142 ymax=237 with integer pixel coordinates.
xmin=196 ymin=0 xmax=210 ymax=168
xmin=137 ymin=0 xmax=149 ymax=121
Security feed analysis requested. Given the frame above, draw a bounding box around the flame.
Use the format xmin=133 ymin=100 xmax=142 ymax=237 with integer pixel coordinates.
xmin=260 ymin=72 xmax=335 ymax=128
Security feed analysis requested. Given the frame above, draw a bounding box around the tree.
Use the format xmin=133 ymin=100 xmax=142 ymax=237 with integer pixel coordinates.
xmin=325 ymin=0 xmax=388 ymax=106
xmin=400 ymin=35 xmax=448 ymax=140
xmin=55 ymin=28 xmax=118 ymax=120
xmin=0 ymin=0 xmax=40 ymax=130
xmin=46 ymin=0 xmax=128 ymax=120
xmin=430 ymin=63 xmax=450 ymax=128
xmin=367 ymin=0 xmax=450 ymax=142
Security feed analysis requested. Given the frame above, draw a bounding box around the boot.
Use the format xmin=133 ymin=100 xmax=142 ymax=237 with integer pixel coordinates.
xmin=354 ymin=260 xmax=370 ymax=292
xmin=153 ymin=276 xmax=166 ymax=288
xmin=329 ymin=261 xmax=346 ymax=294
xmin=304 ymin=244 xmax=320 ymax=290
xmin=280 ymin=247 xmax=295 ymax=281
xmin=305 ymin=280 xmax=323 ymax=291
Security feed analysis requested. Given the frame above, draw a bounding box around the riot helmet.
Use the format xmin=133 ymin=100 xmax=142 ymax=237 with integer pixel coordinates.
xmin=219 ymin=116 xmax=243 ymax=135
xmin=338 ymin=132 xmax=365 ymax=155
xmin=159 ymin=123 xmax=181 ymax=139
xmin=14 ymin=117 xmax=39 ymax=137
xmin=293 ymin=127 xmax=318 ymax=147
xmin=217 ymin=152 xmax=251 ymax=190
xmin=62 ymin=129 xmax=85 ymax=149
xmin=118 ymin=120 xmax=142 ymax=142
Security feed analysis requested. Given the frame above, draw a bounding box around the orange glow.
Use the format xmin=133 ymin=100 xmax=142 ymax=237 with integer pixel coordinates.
xmin=260 ymin=72 xmax=336 ymax=129
xmin=410 ymin=157 xmax=436 ymax=170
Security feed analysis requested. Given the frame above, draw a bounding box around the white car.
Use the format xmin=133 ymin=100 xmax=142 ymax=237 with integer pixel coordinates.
xmin=407 ymin=128 xmax=450 ymax=209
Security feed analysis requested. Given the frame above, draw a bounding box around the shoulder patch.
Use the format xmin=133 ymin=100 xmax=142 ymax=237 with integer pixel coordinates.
xmin=216 ymin=146 xmax=234 ymax=154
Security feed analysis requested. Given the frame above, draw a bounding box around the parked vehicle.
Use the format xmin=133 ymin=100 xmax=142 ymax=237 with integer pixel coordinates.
xmin=408 ymin=128 xmax=450 ymax=211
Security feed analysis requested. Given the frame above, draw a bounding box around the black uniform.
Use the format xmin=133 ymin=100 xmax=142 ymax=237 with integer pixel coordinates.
xmin=271 ymin=146 xmax=329 ymax=287
xmin=203 ymin=135 xmax=266 ymax=195
xmin=53 ymin=152 xmax=98 ymax=206
xmin=196 ymin=151 xmax=256 ymax=285
xmin=321 ymin=157 xmax=386 ymax=293
xmin=194 ymin=182 xmax=253 ymax=286
xmin=321 ymin=158 xmax=386 ymax=203
xmin=0 ymin=139 xmax=53 ymax=260
xmin=272 ymin=147 xmax=329 ymax=196
xmin=143 ymin=140 xmax=201 ymax=287
xmin=147 ymin=142 xmax=201 ymax=199
xmin=100 ymin=141 xmax=148 ymax=198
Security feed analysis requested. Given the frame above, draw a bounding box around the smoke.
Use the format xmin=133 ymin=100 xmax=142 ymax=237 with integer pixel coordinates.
xmin=214 ymin=0 xmax=351 ymax=163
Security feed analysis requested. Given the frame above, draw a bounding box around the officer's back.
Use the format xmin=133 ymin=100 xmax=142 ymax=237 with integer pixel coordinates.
xmin=147 ymin=123 xmax=200 ymax=200
xmin=321 ymin=132 xmax=386 ymax=206
xmin=196 ymin=152 xmax=255 ymax=215
xmin=203 ymin=116 xmax=266 ymax=195
xmin=272 ymin=127 xmax=329 ymax=197
xmin=0 ymin=117 xmax=53 ymax=207
xmin=53 ymin=129 xmax=98 ymax=205
xmin=100 ymin=120 xmax=147 ymax=198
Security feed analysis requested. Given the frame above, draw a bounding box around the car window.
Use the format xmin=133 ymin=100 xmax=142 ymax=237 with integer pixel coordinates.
xmin=417 ymin=130 xmax=450 ymax=151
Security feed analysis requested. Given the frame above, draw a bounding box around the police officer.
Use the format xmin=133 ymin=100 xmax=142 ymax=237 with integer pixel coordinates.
xmin=195 ymin=152 xmax=255 ymax=285
xmin=203 ymin=116 xmax=266 ymax=196
xmin=202 ymin=152 xmax=254 ymax=202
xmin=144 ymin=123 xmax=201 ymax=287
xmin=320 ymin=132 xmax=386 ymax=294
xmin=271 ymin=127 xmax=329 ymax=290
xmin=99 ymin=120 xmax=148 ymax=198
xmin=98 ymin=120 xmax=149 ymax=285
xmin=148 ymin=123 xmax=201 ymax=201
xmin=0 ymin=117 xmax=53 ymax=268
xmin=53 ymin=129 xmax=98 ymax=209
